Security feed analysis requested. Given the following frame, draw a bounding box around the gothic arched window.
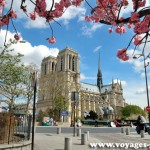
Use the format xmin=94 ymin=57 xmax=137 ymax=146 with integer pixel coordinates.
xmin=52 ymin=62 xmax=54 ymax=71
xmin=44 ymin=63 xmax=47 ymax=75
xmin=72 ymin=56 xmax=75 ymax=71
xmin=69 ymin=55 xmax=71 ymax=69
xmin=61 ymin=57 xmax=63 ymax=71
xmin=55 ymin=63 xmax=57 ymax=71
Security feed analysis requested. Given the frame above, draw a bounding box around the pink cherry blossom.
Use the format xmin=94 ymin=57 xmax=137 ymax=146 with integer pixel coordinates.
xmin=72 ymin=0 xmax=83 ymax=7
xmin=117 ymin=48 xmax=129 ymax=61
xmin=30 ymin=12 xmax=36 ymax=20
xmin=14 ymin=34 xmax=20 ymax=41
xmin=130 ymin=12 xmax=140 ymax=22
xmin=1 ymin=16 xmax=9 ymax=26
xmin=0 ymin=0 xmax=6 ymax=7
xmin=115 ymin=26 xmax=126 ymax=34
xmin=0 ymin=9 xmax=2 ymax=14
xmin=109 ymin=0 xmax=117 ymax=4
xmin=9 ymin=9 xmax=17 ymax=19
xmin=132 ymin=0 xmax=146 ymax=9
xmin=85 ymin=16 xmax=91 ymax=22
xmin=133 ymin=35 xmax=142 ymax=46
xmin=108 ymin=28 xmax=113 ymax=33
xmin=35 ymin=0 xmax=47 ymax=17
xmin=47 ymin=37 xmax=56 ymax=44
xmin=128 ymin=24 xmax=132 ymax=29
xmin=121 ymin=0 xmax=128 ymax=6
xmin=61 ymin=0 xmax=71 ymax=8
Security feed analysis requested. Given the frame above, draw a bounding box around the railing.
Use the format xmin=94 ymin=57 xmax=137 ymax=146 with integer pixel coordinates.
xmin=0 ymin=112 xmax=32 ymax=144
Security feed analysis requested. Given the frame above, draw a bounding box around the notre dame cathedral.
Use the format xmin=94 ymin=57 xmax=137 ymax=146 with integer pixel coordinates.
xmin=36 ymin=47 xmax=126 ymax=122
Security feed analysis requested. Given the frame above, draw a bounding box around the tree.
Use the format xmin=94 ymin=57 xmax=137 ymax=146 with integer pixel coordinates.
xmin=121 ymin=105 xmax=146 ymax=119
xmin=85 ymin=110 xmax=98 ymax=120
xmin=1 ymin=0 xmax=149 ymax=60
xmin=21 ymin=63 xmax=39 ymax=114
xmin=36 ymin=109 xmax=45 ymax=122
xmin=0 ymin=42 xmax=36 ymax=113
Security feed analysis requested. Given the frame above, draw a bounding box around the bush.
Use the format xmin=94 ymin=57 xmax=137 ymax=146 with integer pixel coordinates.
xmin=85 ymin=110 xmax=98 ymax=120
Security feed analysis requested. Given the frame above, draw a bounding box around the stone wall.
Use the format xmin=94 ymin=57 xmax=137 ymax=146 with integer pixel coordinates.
xmin=0 ymin=141 xmax=31 ymax=150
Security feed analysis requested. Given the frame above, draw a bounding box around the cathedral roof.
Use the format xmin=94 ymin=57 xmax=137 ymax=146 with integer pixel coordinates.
xmin=101 ymin=84 xmax=112 ymax=93
xmin=80 ymin=82 xmax=99 ymax=93
xmin=80 ymin=82 xmax=116 ymax=94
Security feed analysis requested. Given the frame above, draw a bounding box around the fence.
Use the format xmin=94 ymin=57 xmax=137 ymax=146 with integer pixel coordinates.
xmin=0 ymin=112 xmax=32 ymax=144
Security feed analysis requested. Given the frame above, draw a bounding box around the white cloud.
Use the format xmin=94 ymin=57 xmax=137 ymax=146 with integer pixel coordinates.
xmin=120 ymin=0 xmax=150 ymax=17
xmin=80 ymin=73 xmax=96 ymax=80
xmin=113 ymin=79 xmax=127 ymax=87
xmin=56 ymin=6 xmax=86 ymax=24
xmin=81 ymin=23 xmax=103 ymax=36
xmin=24 ymin=17 xmax=48 ymax=29
xmin=136 ymin=87 xmax=148 ymax=95
xmin=0 ymin=30 xmax=59 ymax=67
xmin=6 ymin=0 xmax=86 ymax=28
xmin=123 ymin=80 xmax=150 ymax=109
xmin=94 ymin=46 xmax=102 ymax=52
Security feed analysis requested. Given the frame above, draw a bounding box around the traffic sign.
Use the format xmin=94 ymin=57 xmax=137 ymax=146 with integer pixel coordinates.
xmin=146 ymin=106 xmax=150 ymax=112
xmin=61 ymin=111 xmax=68 ymax=116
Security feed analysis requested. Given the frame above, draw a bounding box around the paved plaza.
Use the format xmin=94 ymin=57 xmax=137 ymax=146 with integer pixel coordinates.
xmin=34 ymin=130 xmax=150 ymax=150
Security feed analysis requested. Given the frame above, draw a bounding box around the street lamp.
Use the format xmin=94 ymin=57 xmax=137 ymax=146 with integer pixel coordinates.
xmin=31 ymin=71 xmax=37 ymax=150
xmin=133 ymin=53 xmax=150 ymax=124
xmin=71 ymin=91 xmax=79 ymax=137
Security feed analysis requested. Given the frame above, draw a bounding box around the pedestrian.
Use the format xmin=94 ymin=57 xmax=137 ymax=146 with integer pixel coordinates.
xmin=95 ymin=120 xmax=98 ymax=127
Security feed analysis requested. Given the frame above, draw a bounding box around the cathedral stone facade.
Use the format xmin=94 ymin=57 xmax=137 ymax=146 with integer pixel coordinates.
xmin=36 ymin=47 xmax=126 ymax=122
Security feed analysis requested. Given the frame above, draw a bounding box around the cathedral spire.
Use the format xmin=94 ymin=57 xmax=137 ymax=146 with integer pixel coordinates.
xmin=112 ymin=78 xmax=115 ymax=88
xmin=120 ymin=80 xmax=123 ymax=90
xmin=97 ymin=50 xmax=103 ymax=92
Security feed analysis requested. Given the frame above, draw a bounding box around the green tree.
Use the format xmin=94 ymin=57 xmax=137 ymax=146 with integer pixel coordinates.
xmin=121 ymin=105 xmax=146 ymax=119
xmin=0 ymin=43 xmax=30 ymax=112
xmin=44 ymin=96 xmax=69 ymax=121
xmin=36 ymin=109 xmax=45 ymax=122
xmin=21 ymin=63 xmax=39 ymax=114
xmin=85 ymin=110 xmax=98 ymax=120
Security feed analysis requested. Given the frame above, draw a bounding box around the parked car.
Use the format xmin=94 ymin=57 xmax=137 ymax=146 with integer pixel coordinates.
xmin=81 ymin=120 xmax=110 ymax=127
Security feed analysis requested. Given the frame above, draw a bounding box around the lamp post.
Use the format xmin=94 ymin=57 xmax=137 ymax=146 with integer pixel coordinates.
xmin=71 ymin=91 xmax=79 ymax=137
xmin=133 ymin=53 xmax=150 ymax=124
xmin=143 ymin=54 xmax=150 ymax=124
xmin=31 ymin=71 xmax=37 ymax=150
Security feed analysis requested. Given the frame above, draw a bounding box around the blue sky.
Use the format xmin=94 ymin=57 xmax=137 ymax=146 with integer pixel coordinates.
xmin=0 ymin=0 xmax=150 ymax=109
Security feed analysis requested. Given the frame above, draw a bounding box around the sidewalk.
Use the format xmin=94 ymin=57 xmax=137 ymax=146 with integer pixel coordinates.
xmin=34 ymin=131 xmax=150 ymax=150
xmin=34 ymin=133 xmax=100 ymax=150
xmin=126 ymin=131 xmax=150 ymax=140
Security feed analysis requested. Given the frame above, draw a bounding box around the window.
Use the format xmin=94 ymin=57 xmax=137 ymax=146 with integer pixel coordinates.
xmin=72 ymin=56 xmax=75 ymax=71
xmin=55 ymin=63 xmax=57 ymax=71
xmin=44 ymin=63 xmax=47 ymax=75
xmin=61 ymin=57 xmax=63 ymax=71
xmin=69 ymin=55 xmax=71 ymax=69
xmin=52 ymin=62 xmax=54 ymax=71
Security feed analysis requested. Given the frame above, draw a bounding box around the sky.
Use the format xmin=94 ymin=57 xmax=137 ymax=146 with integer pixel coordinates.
xmin=0 ymin=0 xmax=150 ymax=109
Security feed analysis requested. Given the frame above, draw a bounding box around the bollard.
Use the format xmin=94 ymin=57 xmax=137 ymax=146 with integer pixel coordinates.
xmin=57 ymin=127 xmax=61 ymax=134
xmin=77 ymin=128 xmax=81 ymax=137
xmin=81 ymin=133 xmax=87 ymax=145
xmin=84 ymin=131 xmax=89 ymax=141
xmin=125 ymin=128 xmax=130 ymax=135
xmin=121 ymin=128 xmax=124 ymax=133
xmin=140 ymin=130 xmax=145 ymax=138
xmin=64 ymin=137 xmax=72 ymax=150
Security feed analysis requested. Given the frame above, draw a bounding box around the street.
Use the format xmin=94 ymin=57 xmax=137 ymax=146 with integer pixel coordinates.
xmin=35 ymin=126 xmax=136 ymax=134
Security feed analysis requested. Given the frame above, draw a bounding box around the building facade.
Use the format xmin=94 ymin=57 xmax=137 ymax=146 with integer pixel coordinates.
xmin=36 ymin=47 xmax=126 ymax=122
